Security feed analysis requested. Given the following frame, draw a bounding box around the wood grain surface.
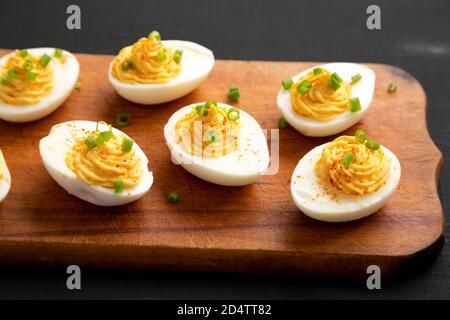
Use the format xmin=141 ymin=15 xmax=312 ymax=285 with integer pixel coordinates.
xmin=0 ymin=51 xmax=444 ymax=277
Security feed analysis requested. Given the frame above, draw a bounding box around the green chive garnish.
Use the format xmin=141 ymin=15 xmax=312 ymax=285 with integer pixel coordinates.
xmin=209 ymin=135 xmax=216 ymax=143
xmin=1 ymin=75 xmax=8 ymax=86
xmin=114 ymin=179 xmax=124 ymax=194
xmin=96 ymin=130 xmax=113 ymax=145
xmin=84 ymin=136 xmax=97 ymax=150
xmin=116 ymin=113 xmax=131 ymax=127
xmin=174 ymin=49 xmax=183 ymax=64
xmin=121 ymin=60 xmax=133 ymax=71
xmin=278 ymin=117 xmax=289 ymax=129
xmin=54 ymin=48 xmax=63 ymax=59
xmin=351 ymin=73 xmax=362 ymax=84
xmin=148 ymin=30 xmax=161 ymax=41
xmin=341 ymin=153 xmax=355 ymax=168
xmin=39 ymin=54 xmax=52 ymax=68
xmin=281 ymin=78 xmax=293 ymax=90
xmin=349 ymin=97 xmax=361 ymax=112
xmin=26 ymin=71 xmax=37 ymax=81
xmin=205 ymin=100 xmax=217 ymax=109
xmin=18 ymin=49 xmax=28 ymax=57
xmin=366 ymin=140 xmax=380 ymax=151
xmin=227 ymin=107 xmax=240 ymax=121
xmin=328 ymin=72 xmax=342 ymax=91
xmin=388 ymin=83 xmax=397 ymax=93
xmin=297 ymin=80 xmax=312 ymax=94
xmin=168 ymin=191 xmax=179 ymax=203
xmin=354 ymin=129 xmax=366 ymax=143
xmin=313 ymin=68 xmax=323 ymax=75
xmin=121 ymin=137 xmax=134 ymax=153
xmin=228 ymin=86 xmax=240 ymax=102
xmin=7 ymin=70 xmax=18 ymax=79
xmin=195 ymin=104 xmax=209 ymax=117
xmin=23 ymin=58 xmax=33 ymax=71
xmin=157 ymin=51 xmax=166 ymax=61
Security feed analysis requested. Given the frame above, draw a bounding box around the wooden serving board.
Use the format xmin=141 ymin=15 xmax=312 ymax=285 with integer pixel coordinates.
xmin=0 ymin=51 xmax=444 ymax=277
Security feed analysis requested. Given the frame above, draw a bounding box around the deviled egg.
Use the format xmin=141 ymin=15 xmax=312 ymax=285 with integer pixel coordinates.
xmin=164 ymin=101 xmax=270 ymax=186
xmin=277 ymin=63 xmax=375 ymax=137
xmin=109 ymin=31 xmax=214 ymax=105
xmin=291 ymin=130 xmax=400 ymax=222
xmin=0 ymin=150 xmax=11 ymax=202
xmin=39 ymin=120 xmax=153 ymax=206
xmin=0 ymin=48 xmax=79 ymax=123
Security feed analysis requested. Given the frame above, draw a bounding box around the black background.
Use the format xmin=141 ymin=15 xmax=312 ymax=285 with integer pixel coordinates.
xmin=0 ymin=0 xmax=449 ymax=299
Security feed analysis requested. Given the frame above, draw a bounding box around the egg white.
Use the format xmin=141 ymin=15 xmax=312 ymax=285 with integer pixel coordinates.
xmin=164 ymin=103 xmax=270 ymax=186
xmin=39 ymin=120 xmax=153 ymax=206
xmin=277 ymin=63 xmax=375 ymax=137
xmin=0 ymin=150 xmax=11 ymax=203
xmin=109 ymin=40 xmax=214 ymax=105
xmin=0 ymin=48 xmax=79 ymax=123
xmin=291 ymin=142 xmax=401 ymax=222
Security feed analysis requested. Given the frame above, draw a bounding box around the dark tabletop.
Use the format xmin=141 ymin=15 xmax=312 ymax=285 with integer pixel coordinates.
xmin=0 ymin=0 xmax=449 ymax=299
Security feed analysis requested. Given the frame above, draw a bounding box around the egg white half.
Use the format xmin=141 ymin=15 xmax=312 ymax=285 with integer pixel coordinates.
xmin=277 ymin=63 xmax=375 ymax=137
xmin=39 ymin=120 xmax=153 ymax=206
xmin=109 ymin=40 xmax=214 ymax=105
xmin=164 ymin=103 xmax=270 ymax=186
xmin=291 ymin=142 xmax=401 ymax=222
xmin=0 ymin=150 xmax=11 ymax=203
xmin=0 ymin=48 xmax=79 ymax=123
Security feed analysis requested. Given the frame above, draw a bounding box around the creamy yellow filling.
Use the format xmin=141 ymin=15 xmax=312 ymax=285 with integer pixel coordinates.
xmin=112 ymin=37 xmax=181 ymax=84
xmin=65 ymin=133 xmax=142 ymax=189
xmin=175 ymin=105 xmax=240 ymax=158
xmin=315 ymin=136 xmax=391 ymax=195
xmin=290 ymin=69 xmax=352 ymax=121
xmin=0 ymin=50 xmax=53 ymax=105
xmin=0 ymin=150 xmax=5 ymax=182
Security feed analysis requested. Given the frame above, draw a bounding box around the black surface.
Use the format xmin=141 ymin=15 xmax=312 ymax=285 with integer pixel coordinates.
xmin=0 ymin=0 xmax=449 ymax=299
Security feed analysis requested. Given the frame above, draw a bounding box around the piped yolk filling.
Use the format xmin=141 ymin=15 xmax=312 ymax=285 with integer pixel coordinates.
xmin=315 ymin=136 xmax=391 ymax=195
xmin=290 ymin=69 xmax=352 ymax=121
xmin=112 ymin=37 xmax=181 ymax=84
xmin=175 ymin=105 xmax=241 ymax=158
xmin=0 ymin=151 xmax=5 ymax=183
xmin=65 ymin=133 xmax=142 ymax=189
xmin=0 ymin=50 xmax=53 ymax=106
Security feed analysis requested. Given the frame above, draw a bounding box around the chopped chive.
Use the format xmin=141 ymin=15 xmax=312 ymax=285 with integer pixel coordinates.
xmin=195 ymin=104 xmax=209 ymax=117
xmin=96 ymin=130 xmax=114 ymax=145
xmin=121 ymin=137 xmax=134 ymax=153
xmin=388 ymin=83 xmax=397 ymax=93
xmin=278 ymin=117 xmax=289 ymax=129
xmin=157 ymin=50 xmax=167 ymax=61
xmin=1 ymin=75 xmax=8 ymax=86
xmin=18 ymin=49 xmax=28 ymax=57
xmin=116 ymin=113 xmax=131 ymax=127
xmin=121 ymin=60 xmax=134 ymax=71
xmin=354 ymin=129 xmax=366 ymax=143
xmin=228 ymin=86 xmax=240 ymax=102
xmin=114 ymin=179 xmax=124 ymax=194
xmin=349 ymin=97 xmax=361 ymax=113
xmin=54 ymin=48 xmax=63 ymax=59
xmin=209 ymin=135 xmax=216 ymax=143
xmin=23 ymin=58 xmax=33 ymax=71
xmin=148 ymin=30 xmax=161 ymax=41
xmin=366 ymin=139 xmax=380 ymax=151
xmin=173 ymin=49 xmax=183 ymax=64
xmin=313 ymin=68 xmax=323 ymax=75
xmin=341 ymin=153 xmax=355 ymax=168
xmin=168 ymin=191 xmax=179 ymax=203
xmin=328 ymin=72 xmax=342 ymax=91
xmin=74 ymin=81 xmax=81 ymax=91
xmin=84 ymin=136 xmax=97 ymax=150
xmin=297 ymin=79 xmax=312 ymax=94
xmin=7 ymin=70 xmax=18 ymax=79
xmin=39 ymin=54 xmax=52 ymax=68
xmin=351 ymin=73 xmax=362 ymax=84
xmin=26 ymin=71 xmax=37 ymax=81
xmin=281 ymin=78 xmax=293 ymax=90
xmin=227 ymin=107 xmax=240 ymax=121
xmin=205 ymin=100 xmax=217 ymax=109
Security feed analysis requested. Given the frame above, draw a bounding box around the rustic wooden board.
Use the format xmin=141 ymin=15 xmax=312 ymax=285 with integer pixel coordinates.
xmin=0 ymin=51 xmax=444 ymax=277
